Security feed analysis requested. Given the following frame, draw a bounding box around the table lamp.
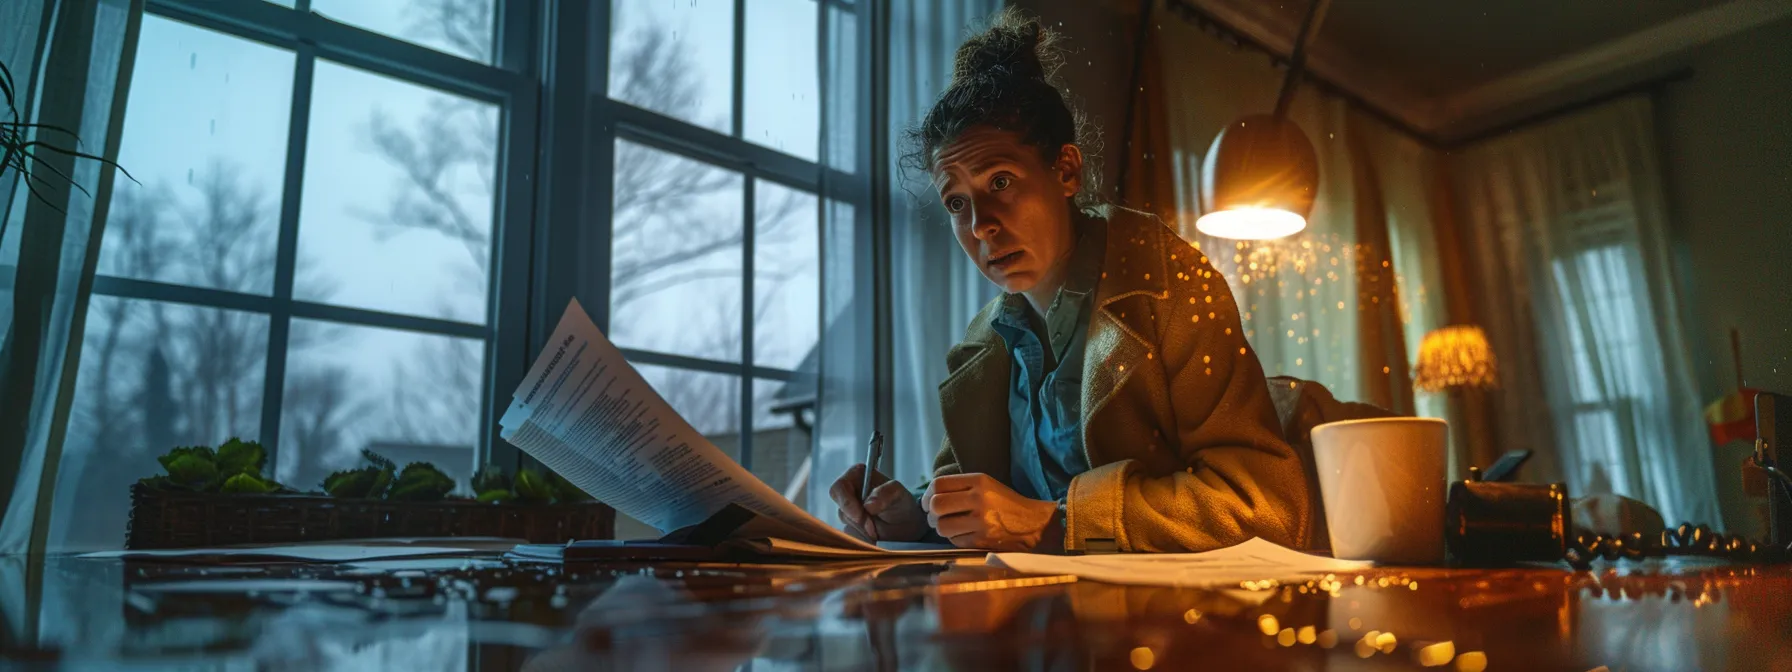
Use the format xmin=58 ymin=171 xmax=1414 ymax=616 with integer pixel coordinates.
xmin=1413 ymin=325 xmax=1498 ymax=393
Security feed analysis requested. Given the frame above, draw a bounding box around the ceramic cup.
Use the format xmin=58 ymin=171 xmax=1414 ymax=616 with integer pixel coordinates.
xmin=1310 ymin=417 xmax=1449 ymax=564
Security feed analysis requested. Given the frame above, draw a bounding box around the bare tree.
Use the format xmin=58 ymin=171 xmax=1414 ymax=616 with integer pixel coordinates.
xmin=357 ymin=0 xmax=815 ymax=448
xmin=60 ymin=163 xmax=356 ymax=548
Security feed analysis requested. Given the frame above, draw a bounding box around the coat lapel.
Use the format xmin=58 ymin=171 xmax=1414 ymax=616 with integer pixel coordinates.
xmin=1080 ymin=211 xmax=1170 ymax=463
xmin=935 ymin=302 xmax=1011 ymax=480
xmin=936 ymin=208 xmax=1173 ymax=480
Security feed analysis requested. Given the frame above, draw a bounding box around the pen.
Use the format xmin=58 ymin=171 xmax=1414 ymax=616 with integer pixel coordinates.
xmin=861 ymin=430 xmax=884 ymax=503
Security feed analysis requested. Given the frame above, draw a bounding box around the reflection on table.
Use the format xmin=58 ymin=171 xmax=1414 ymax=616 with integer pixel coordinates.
xmin=1 ymin=552 xmax=1788 ymax=670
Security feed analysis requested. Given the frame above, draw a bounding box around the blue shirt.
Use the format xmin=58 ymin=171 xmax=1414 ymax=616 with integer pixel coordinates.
xmin=989 ymin=225 xmax=1105 ymax=503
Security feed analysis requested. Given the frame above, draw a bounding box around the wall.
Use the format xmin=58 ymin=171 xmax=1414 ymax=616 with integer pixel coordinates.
xmin=1013 ymin=0 xmax=1138 ymax=200
xmin=1655 ymin=15 xmax=1792 ymax=535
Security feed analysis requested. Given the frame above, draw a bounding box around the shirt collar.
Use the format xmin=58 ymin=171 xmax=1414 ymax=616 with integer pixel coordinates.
xmin=992 ymin=218 xmax=1106 ymax=345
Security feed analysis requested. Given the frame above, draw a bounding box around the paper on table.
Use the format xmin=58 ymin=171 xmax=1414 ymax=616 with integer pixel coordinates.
xmin=987 ymin=538 xmax=1371 ymax=588
xmin=498 ymin=300 xmax=901 ymax=555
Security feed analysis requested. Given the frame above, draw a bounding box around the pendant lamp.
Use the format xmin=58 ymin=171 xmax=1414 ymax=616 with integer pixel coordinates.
xmin=1196 ymin=0 xmax=1330 ymax=241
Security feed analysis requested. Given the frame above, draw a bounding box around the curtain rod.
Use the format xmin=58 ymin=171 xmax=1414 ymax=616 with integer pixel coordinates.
xmin=1159 ymin=0 xmax=1692 ymax=150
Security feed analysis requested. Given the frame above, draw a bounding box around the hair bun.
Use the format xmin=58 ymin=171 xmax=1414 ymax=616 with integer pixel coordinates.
xmin=951 ymin=18 xmax=1048 ymax=84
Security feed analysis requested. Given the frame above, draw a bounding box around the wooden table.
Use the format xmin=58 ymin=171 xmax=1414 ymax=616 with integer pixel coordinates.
xmin=4 ymin=552 xmax=1789 ymax=670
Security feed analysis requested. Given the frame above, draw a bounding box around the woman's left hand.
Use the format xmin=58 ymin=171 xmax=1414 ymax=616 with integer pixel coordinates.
xmin=921 ymin=473 xmax=1063 ymax=552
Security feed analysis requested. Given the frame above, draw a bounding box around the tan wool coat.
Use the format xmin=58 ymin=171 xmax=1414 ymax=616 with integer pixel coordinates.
xmin=932 ymin=208 xmax=1313 ymax=552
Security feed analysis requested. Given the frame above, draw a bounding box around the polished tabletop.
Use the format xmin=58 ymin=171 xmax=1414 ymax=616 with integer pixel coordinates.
xmin=2 ymin=549 xmax=1788 ymax=671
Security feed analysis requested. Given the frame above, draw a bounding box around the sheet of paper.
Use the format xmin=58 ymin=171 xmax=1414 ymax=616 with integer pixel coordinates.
xmin=986 ymin=538 xmax=1371 ymax=588
xmin=744 ymin=538 xmax=983 ymax=560
xmin=80 ymin=545 xmax=476 ymax=563
xmin=499 ymin=300 xmax=898 ymax=554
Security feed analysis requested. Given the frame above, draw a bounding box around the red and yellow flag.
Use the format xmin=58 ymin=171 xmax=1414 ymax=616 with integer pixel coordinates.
xmin=1705 ymin=387 xmax=1760 ymax=446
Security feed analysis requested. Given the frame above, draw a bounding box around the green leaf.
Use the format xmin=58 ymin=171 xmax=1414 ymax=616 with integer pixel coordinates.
xmin=157 ymin=446 xmax=215 ymax=473
xmin=220 ymin=473 xmax=279 ymax=494
xmin=215 ymin=438 xmax=266 ymax=476
xmin=470 ymin=465 xmax=510 ymax=494
xmin=388 ymin=462 xmax=455 ymax=501
xmin=515 ymin=469 xmax=556 ymax=503
xmin=164 ymin=454 xmax=218 ymax=490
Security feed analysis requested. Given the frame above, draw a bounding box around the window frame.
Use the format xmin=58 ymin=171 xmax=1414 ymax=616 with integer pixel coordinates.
xmin=82 ymin=0 xmax=878 ymax=492
xmin=88 ymin=0 xmax=540 ymax=475
xmin=563 ymin=0 xmax=874 ymax=476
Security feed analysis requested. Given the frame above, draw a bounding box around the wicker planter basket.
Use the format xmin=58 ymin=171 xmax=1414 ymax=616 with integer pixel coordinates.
xmin=126 ymin=484 xmax=615 ymax=550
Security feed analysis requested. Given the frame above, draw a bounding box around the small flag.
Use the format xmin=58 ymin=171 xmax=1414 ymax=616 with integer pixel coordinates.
xmin=1704 ymin=387 xmax=1760 ymax=446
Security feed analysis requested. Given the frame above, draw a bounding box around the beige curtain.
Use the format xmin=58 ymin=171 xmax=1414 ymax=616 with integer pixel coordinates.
xmin=1133 ymin=15 xmax=1449 ymax=431
xmin=1450 ymin=96 xmax=1718 ymax=525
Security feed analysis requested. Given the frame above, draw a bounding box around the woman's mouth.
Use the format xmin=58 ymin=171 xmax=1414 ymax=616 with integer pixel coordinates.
xmin=987 ymin=249 xmax=1025 ymax=271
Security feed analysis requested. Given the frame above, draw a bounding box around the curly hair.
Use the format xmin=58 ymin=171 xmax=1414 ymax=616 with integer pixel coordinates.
xmin=902 ymin=8 xmax=1105 ymax=213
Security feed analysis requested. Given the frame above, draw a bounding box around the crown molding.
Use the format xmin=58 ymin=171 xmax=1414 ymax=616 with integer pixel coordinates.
xmin=1439 ymin=0 xmax=1792 ymax=127
xmin=1186 ymin=0 xmax=1791 ymax=140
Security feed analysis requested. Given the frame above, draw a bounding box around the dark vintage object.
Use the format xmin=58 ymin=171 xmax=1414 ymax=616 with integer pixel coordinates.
xmin=1446 ymin=477 xmax=1570 ymax=565
xmin=1446 ymin=448 xmax=1792 ymax=568
xmin=125 ymin=484 xmax=614 ymax=549
xmin=1757 ymin=391 xmax=1792 ymax=547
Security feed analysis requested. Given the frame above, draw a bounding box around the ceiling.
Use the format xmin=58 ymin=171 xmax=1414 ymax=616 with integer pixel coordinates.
xmin=1268 ymin=0 xmax=1720 ymax=97
xmin=1186 ymin=0 xmax=1792 ymax=139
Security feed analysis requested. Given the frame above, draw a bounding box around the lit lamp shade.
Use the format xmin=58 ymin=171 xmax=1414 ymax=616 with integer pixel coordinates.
xmin=1413 ymin=326 xmax=1499 ymax=393
xmin=1196 ymin=113 xmax=1319 ymax=241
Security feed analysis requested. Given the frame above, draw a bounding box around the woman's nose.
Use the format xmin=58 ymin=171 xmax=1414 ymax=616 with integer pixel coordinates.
xmin=971 ymin=209 xmax=1000 ymax=240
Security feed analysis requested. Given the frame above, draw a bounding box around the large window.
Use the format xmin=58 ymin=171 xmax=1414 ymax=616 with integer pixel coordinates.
xmin=48 ymin=0 xmax=870 ymax=548
xmin=600 ymin=0 xmax=864 ymax=510
xmin=50 ymin=0 xmax=532 ymax=550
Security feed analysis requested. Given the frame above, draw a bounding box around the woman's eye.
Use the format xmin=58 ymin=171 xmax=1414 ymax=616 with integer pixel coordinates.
xmin=992 ymin=176 xmax=1011 ymax=191
xmin=946 ymin=196 xmax=967 ymax=213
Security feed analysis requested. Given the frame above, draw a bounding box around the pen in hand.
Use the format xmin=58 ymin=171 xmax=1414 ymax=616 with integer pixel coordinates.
xmin=860 ymin=430 xmax=884 ymax=541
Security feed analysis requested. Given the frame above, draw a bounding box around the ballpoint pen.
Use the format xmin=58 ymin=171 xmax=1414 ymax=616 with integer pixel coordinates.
xmin=861 ymin=430 xmax=884 ymax=503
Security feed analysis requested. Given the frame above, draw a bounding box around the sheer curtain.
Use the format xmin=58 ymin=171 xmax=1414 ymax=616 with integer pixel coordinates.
xmin=0 ymin=0 xmax=143 ymax=555
xmin=883 ymin=0 xmax=1001 ymax=487
xmin=1152 ymin=16 xmax=1445 ymax=415
xmin=1452 ymin=96 xmax=1719 ymax=525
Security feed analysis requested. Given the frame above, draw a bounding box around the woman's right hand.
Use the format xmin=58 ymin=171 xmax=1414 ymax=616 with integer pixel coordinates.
xmin=829 ymin=463 xmax=928 ymax=543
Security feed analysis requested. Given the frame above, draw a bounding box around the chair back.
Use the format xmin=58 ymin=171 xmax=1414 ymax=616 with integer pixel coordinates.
xmin=1266 ymin=376 xmax=1399 ymax=554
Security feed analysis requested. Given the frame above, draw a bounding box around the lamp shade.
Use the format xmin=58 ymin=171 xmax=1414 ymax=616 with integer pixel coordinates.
xmin=1196 ymin=113 xmax=1319 ymax=240
xmin=1413 ymin=326 xmax=1499 ymax=393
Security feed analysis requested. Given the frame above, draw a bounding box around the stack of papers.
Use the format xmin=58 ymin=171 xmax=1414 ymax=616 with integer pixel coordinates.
xmin=498 ymin=300 xmax=976 ymax=560
xmin=987 ymin=538 xmax=1370 ymax=588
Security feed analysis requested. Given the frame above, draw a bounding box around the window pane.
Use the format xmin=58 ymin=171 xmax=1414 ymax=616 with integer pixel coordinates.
xmin=101 ymin=16 xmax=293 ymax=295
xmin=752 ymin=376 xmax=814 ymax=496
xmin=310 ymin=0 xmax=494 ymax=64
xmin=822 ymin=5 xmax=858 ymax=172
xmin=753 ymin=181 xmax=819 ymax=370
xmin=52 ymin=297 xmax=269 ymax=551
xmin=277 ymin=320 xmax=483 ymax=491
xmin=609 ymin=0 xmax=734 ymax=133
xmin=296 ymin=60 xmax=497 ymax=324
xmin=744 ymin=0 xmax=819 ymax=160
xmin=633 ymin=364 xmax=741 ymax=462
xmin=609 ymin=140 xmax=743 ymax=362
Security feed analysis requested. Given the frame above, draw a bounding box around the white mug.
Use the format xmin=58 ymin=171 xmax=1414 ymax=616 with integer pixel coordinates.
xmin=1310 ymin=417 xmax=1449 ymax=564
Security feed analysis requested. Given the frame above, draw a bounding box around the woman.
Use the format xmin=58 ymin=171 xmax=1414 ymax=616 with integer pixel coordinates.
xmin=828 ymin=9 xmax=1311 ymax=553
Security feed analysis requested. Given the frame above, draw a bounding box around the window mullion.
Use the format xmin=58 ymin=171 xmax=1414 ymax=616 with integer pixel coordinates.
xmin=732 ymin=0 xmax=746 ymax=138
xmin=741 ymin=174 xmax=757 ymax=472
xmin=260 ymin=45 xmax=315 ymax=473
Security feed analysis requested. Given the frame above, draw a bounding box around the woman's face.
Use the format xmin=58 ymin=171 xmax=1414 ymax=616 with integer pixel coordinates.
xmin=932 ymin=127 xmax=1084 ymax=295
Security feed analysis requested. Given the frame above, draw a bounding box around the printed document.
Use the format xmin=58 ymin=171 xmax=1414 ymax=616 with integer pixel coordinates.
xmin=987 ymin=538 xmax=1371 ymax=588
xmin=499 ymin=300 xmax=971 ymax=558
